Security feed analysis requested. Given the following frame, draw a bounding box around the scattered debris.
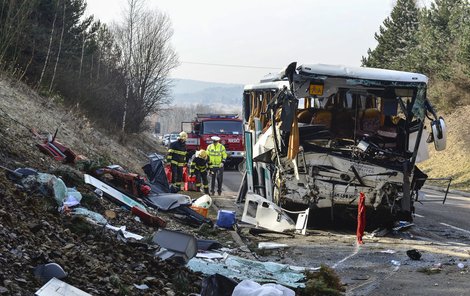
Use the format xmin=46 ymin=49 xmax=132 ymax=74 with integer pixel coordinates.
xmin=258 ymin=242 xmax=289 ymax=250
xmin=105 ymin=224 xmax=144 ymax=241
xmin=33 ymin=263 xmax=67 ymax=283
xmin=380 ymin=249 xmax=396 ymax=254
xmin=241 ymin=194 xmax=296 ymax=233
xmin=35 ymin=278 xmax=91 ymax=296
xmin=31 ymin=128 xmax=79 ymax=164
xmin=391 ymin=260 xmax=401 ymax=266
xmin=145 ymin=193 xmax=192 ymax=211
xmin=232 ymin=279 xmax=295 ymax=296
xmin=216 ymin=210 xmax=236 ymax=229
xmin=71 ymin=207 xmax=107 ymax=225
xmin=133 ymin=283 xmax=149 ymax=290
xmin=406 ymin=249 xmax=422 ymax=260
xmin=200 ymin=273 xmax=238 ymax=296
xmin=366 ymin=228 xmax=390 ymax=238
xmin=152 ymin=229 xmax=197 ymax=264
xmin=393 ymin=221 xmax=415 ymax=232
xmin=194 ymin=194 xmax=213 ymax=209
xmin=83 ymin=174 xmax=147 ymax=211
xmin=188 ymin=255 xmax=309 ymax=288
xmin=197 ymin=239 xmax=223 ymax=251
xmin=417 ymin=266 xmax=442 ymax=275
xmin=131 ymin=206 xmax=166 ymax=228
xmin=302 ymin=265 xmax=345 ymax=296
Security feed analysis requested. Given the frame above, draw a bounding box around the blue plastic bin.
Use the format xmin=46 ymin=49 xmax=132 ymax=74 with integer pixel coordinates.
xmin=216 ymin=210 xmax=236 ymax=229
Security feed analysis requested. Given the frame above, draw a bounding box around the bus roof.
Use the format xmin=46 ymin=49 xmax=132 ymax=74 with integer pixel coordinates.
xmin=243 ymin=80 xmax=289 ymax=91
xmin=297 ymin=64 xmax=428 ymax=84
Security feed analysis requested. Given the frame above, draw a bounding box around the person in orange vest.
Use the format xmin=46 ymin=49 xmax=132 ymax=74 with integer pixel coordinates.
xmin=207 ymin=136 xmax=227 ymax=196
xmin=166 ymin=131 xmax=188 ymax=190
xmin=189 ymin=149 xmax=210 ymax=194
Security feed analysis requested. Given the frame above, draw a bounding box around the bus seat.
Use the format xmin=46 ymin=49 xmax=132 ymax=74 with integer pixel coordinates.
xmin=297 ymin=109 xmax=314 ymax=123
xmin=361 ymin=108 xmax=381 ymax=133
xmin=310 ymin=110 xmax=332 ymax=128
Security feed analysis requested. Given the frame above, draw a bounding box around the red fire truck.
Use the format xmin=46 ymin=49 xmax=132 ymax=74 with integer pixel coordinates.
xmin=182 ymin=114 xmax=244 ymax=169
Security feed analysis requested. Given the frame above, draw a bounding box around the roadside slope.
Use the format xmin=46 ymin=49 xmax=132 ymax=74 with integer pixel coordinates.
xmin=419 ymin=105 xmax=470 ymax=191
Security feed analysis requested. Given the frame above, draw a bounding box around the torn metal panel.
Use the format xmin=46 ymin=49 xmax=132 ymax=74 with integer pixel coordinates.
xmin=152 ymin=229 xmax=197 ymax=264
xmin=144 ymin=193 xmax=191 ymax=211
xmin=241 ymin=194 xmax=295 ymax=232
xmin=35 ymin=278 xmax=91 ymax=296
xmin=84 ymin=174 xmax=147 ymax=211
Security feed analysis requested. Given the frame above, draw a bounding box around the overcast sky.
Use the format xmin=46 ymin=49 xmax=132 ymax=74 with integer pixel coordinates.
xmin=85 ymin=0 xmax=418 ymax=85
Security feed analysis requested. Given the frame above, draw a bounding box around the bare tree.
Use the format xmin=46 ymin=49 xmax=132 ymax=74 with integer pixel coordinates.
xmin=113 ymin=0 xmax=178 ymax=132
xmin=49 ymin=0 xmax=66 ymax=92
xmin=38 ymin=0 xmax=59 ymax=88
xmin=0 ymin=0 xmax=37 ymax=70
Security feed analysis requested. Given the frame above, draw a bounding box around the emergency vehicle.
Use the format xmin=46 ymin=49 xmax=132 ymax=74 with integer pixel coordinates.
xmin=182 ymin=114 xmax=244 ymax=168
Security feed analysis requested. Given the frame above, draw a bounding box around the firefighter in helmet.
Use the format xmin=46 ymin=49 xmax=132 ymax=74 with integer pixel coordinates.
xmin=189 ymin=149 xmax=210 ymax=194
xmin=207 ymin=136 xmax=227 ymax=196
xmin=166 ymin=131 xmax=188 ymax=190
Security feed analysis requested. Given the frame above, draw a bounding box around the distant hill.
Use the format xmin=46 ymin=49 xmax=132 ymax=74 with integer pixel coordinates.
xmin=170 ymin=78 xmax=244 ymax=107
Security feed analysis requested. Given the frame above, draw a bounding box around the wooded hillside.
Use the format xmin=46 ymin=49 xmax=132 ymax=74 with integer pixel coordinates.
xmin=363 ymin=0 xmax=470 ymax=110
xmin=0 ymin=0 xmax=177 ymax=133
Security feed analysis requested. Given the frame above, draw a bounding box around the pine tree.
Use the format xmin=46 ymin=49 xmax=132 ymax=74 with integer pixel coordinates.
xmin=362 ymin=0 xmax=420 ymax=71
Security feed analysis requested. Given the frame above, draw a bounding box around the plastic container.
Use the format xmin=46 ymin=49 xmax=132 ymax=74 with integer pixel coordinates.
xmin=190 ymin=206 xmax=209 ymax=218
xmin=216 ymin=210 xmax=236 ymax=229
xmin=193 ymin=195 xmax=212 ymax=209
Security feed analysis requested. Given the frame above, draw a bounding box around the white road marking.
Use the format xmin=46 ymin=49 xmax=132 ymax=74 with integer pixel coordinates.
xmin=414 ymin=213 xmax=425 ymax=218
xmin=333 ymin=242 xmax=360 ymax=268
xmin=440 ymin=222 xmax=470 ymax=235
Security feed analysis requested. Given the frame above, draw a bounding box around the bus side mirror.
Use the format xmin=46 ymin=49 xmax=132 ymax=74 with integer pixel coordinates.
xmin=431 ymin=117 xmax=446 ymax=151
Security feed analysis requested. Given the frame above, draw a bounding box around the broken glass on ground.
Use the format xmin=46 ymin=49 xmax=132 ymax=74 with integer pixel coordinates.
xmin=187 ymin=254 xmax=313 ymax=288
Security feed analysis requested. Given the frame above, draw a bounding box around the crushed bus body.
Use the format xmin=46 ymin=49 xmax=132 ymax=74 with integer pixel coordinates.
xmin=241 ymin=62 xmax=447 ymax=226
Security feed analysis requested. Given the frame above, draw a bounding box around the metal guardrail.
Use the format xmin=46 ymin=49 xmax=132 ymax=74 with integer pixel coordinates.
xmin=416 ymin=177 xmax=453 ymax=204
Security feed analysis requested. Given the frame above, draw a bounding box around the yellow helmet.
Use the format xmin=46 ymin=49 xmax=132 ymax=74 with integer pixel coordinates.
xmin=198 ymin=149 xmax=208 ymax=159
xmin=179 ymin=131 xmax=188 ymax=140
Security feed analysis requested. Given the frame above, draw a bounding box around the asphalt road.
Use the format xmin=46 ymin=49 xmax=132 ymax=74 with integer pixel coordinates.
xmin=219 ymin=170 xmax=470 ymax=296
xmin=414 ymin=189 xmax=470 ymax=244
xmin=221 ymin=169 xmax=243 ymax=194
xmin=222 ymin=170 xmax=470 ymax=238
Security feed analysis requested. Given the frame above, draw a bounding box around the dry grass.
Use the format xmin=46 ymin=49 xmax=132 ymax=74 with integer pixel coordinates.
xmin=419 ymin=105 xmax=470 ymax=191
xmin=0 ymin=75 xmax=163 ymax=174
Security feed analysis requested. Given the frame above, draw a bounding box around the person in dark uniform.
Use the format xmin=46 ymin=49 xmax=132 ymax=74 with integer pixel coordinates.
xmin=166 ymin=131 xmax=188 ymax=190
xmin=189 ymin=149 xmax=210 ymax=194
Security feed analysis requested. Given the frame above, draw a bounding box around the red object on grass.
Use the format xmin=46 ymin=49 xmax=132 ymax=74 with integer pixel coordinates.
xmin=131 ymin=206 xmax=166 ymax=228
xmin=357 ymin=192 xmax=366 ymax=244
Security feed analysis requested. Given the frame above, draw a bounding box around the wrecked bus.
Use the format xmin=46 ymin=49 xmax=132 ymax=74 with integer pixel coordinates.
xmin=242 ymin=62 xmax=447 ymax=226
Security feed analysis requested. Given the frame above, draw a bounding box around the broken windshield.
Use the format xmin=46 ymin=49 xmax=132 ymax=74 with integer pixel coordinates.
xmin=202 ymin=120 xmax=243 ymax=135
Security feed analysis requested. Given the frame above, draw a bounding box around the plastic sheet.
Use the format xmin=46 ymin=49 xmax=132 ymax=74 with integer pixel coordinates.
xmin=232 ymin=280 xmax=295 ymax=296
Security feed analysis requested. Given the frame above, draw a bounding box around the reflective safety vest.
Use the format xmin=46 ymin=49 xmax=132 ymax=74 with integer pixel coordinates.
xmin=167 ymin=140 xmax=187 ymax=167
xmin=207 ymin=143 xmax=227 ymax=168
xmin=190 ymin=155 xmax=209 ymax=174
